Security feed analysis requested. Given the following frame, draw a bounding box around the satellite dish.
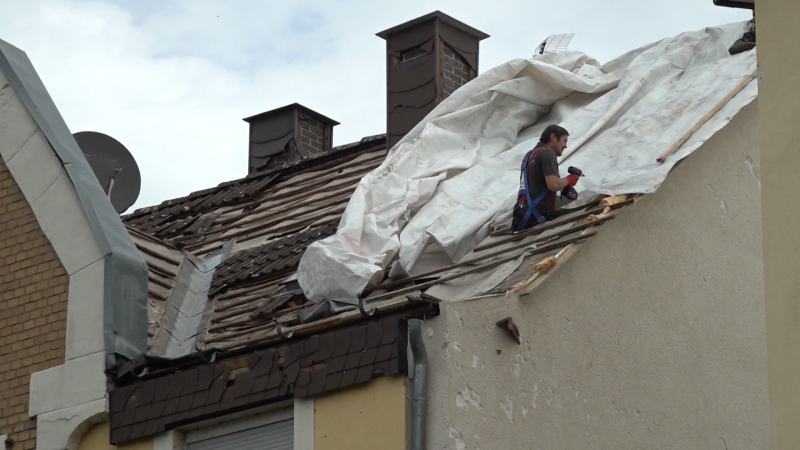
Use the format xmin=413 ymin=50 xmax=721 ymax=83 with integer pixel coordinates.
xmin=73 ymin=131 xmax=141 ymax=213
xmin=535 ymin=33 xmax=575 ymax=55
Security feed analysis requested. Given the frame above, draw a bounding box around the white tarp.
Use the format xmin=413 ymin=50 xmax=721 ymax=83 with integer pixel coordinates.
xmin=298 ymin=22 xmax=758 ymax=303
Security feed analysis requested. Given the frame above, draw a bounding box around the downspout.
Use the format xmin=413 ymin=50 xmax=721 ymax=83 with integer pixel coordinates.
xmin=409 ymin=319 xmax=427 ymax=450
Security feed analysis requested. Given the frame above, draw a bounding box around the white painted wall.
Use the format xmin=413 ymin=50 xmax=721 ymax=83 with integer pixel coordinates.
xmin=426 ymin=101 xmax=768 ymax=449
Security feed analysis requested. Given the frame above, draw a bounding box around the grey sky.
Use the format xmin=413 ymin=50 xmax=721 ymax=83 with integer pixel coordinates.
xmin=0 ymin=1 xmax=750 ymax=212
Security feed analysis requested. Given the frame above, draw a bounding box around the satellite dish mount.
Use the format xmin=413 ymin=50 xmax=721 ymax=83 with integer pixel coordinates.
xmin=73 ymin=131 xmax=141 ymax=214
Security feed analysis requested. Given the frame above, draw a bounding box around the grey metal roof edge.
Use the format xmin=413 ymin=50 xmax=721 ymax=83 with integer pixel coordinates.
xmin=0 ymin=39 xmax=149 ymax=372
xmin=242 ymin=102 xmax=341 ymax=126
xmin=376 ymin=10 xmax=490 ymax=40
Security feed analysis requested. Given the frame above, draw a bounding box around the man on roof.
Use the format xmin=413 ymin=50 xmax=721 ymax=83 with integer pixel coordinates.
xmin=512 ymin=124 xmax=581 ymax=232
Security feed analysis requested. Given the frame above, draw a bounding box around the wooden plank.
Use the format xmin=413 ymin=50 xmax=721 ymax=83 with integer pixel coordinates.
xmin=473 ymin=198 xmax=633 ymax=253
xmin=365 ymin=230 xmax=597 ymax=303
xmin=657 ymin=69 xmax=757 ymax=163
xmin=135 ymin=243 xmax=181 ymax=266
xmin=364 ymin=214 xmax=614 ymax=295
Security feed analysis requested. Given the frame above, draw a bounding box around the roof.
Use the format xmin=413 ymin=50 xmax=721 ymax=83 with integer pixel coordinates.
xmin=376 ymin=10 xmax=490 ymax=40
xmin=124 ymin=125 xmax=635 ymax=359
xmin=124 ymin=133 xmax=443 ymax=358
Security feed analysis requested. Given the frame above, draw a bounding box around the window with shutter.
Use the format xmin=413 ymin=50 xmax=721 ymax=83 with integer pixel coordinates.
xmin=187 ymin=418 xmax=293 ymax=450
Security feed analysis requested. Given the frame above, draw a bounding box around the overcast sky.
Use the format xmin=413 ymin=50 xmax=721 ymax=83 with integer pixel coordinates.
xmin=0 ymin=1 xmax=751 ymax=213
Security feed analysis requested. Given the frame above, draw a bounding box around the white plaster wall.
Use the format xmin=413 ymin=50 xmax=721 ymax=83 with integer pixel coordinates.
xmin=428 ymin=101 xmax=768 ymax=449
xmin=0 ymin=64 xmax=109 ymax=449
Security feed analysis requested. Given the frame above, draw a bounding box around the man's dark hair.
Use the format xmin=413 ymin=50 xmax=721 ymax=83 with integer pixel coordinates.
xmin=540 ymin=124 xmax=569 ymax=144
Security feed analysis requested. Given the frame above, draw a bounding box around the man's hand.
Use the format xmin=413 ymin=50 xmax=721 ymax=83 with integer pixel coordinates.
xmin=545 ymin=174 xmax=579 ymax=191
xmin=566 ymin=174 xmax=580 ymax=186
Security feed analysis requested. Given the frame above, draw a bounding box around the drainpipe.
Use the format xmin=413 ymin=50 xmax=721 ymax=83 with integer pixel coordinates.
xmin=409 ymin=319 xmax=427 ymax=450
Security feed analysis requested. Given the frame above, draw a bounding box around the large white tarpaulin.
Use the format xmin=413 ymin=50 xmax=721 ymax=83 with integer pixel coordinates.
xmin=298 ymin=22 xmax=758 ymax=303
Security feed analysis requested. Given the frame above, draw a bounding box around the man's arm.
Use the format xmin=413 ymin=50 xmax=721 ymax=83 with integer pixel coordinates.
xmin=539 ymin=149 xmax=575 ymax=191
xmin=545 ymin=175 xmax=570 ymax=191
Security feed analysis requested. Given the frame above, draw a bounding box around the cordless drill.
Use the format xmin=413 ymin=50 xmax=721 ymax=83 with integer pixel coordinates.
xmin=562 ymin=166 xmax=584 ymax=201
xmin=568 ymin=166 xmax=584 ymax=178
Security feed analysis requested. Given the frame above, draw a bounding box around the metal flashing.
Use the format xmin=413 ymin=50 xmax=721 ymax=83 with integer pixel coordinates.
xmin=376 ymin=10 xmax=489 ymax=40
xmin=0 ymin=39 xmax=149 ymax=371
xmin=243 ymin=103 xmax=340 ymax=126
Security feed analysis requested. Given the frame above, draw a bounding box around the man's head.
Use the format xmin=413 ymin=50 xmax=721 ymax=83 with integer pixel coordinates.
xmin=540 ymin=124 xmax=570 ymax=156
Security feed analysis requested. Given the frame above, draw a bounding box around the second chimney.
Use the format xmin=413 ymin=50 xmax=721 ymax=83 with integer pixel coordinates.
xmin=243 ymin=103 xmax=339 ymax=174
xmin=377 ymin=11 xmax=489 ymax=149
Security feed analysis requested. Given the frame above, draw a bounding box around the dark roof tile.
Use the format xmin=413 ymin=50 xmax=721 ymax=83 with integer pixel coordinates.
xmin=177 ymin=395 xmax=194 ymax=413
xmin=129 ymin=423 xmax=147 ymax=441
xmin=144 ymin=420 xmax=162 ymax=437
xmin=196 ymin=365 xmax=214 ymax=391
xmin=314 ymin=335 xmax=335 ymax=362
xmin=181 ymin=370 xmax=199 ymax=395
xmin=355 ymin=365 xmax=373 ymax=385
xmin=133 ymin=406 xmax=150 ymax=424
xmin=361 ymin=347 xmax=378 ymax=366
xmin=162 ymin=398 xmax=179 ymax=416
xmin=324 ymin=372 xmax=342 ymax=392
xmin=331 ymin=330 xmax=351 ymax=357
xmin=148 ymin=401 xmax=165 ymax=420
xmin=365 ymin=322 xmax=383 ymax=348
xmin=111 ymin=426 xmax=132 ymax=444
xmin=233 ymin=371 xmax=255 ymax=398
xmin=153 ymin=377 xmax=170 ymax=402
xmin=307 ymin=372 xmax=327 ymax=396
xmin=350 ymin=327 xmax=367 ymax=353
xmin=166 ymin=373 xmax=183 ymax=399
xmin=341 ymin=368 xmax=357 ymax=388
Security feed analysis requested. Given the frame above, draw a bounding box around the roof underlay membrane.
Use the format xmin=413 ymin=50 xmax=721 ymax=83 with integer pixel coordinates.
xmin=298 ymin=21 xmax=758 ymax=303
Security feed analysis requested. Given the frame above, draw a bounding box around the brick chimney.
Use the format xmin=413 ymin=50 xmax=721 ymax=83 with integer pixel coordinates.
xmin=377 ymin=11 xmax=489 ymax=149
xmin=243 ymin=103 xmax=339 ymax=174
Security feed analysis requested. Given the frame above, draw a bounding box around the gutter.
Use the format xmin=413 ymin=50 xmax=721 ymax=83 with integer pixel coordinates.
xmin=408 ymin=319 xmax=427 ymax=450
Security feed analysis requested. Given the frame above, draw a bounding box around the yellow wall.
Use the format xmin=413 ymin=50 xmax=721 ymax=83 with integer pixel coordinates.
xmin=756 ymin=1 xmax=800 ymax=448
xmin=314 ymin=375 xmax=407 ymax=450
xmin=78 ymin=422 xmax=153 ymax=450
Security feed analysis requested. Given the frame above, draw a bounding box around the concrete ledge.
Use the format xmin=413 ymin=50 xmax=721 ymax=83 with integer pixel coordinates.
xmin=65 ymin=260 xmax=106 ymax=361
xmin=0 ymin=93 xmax=38 ymax=164
xmin=153 ymin=431 xmax=186 ymax=450
xmin=294 ymin=398 xmax=314 ymax=450
xmin=32 ymin=172 xmax=104 ymax=276
xmin=35 ymin=399 xmax=105 ymax=450
xmin=29 ymin=351 xmax=106 ymax=418
xmin=6 ymin=130 xmax=65 ymax=207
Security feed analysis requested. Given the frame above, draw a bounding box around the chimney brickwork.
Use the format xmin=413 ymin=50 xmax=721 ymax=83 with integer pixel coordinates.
xmin=442 ymin=43 xmax=475 ymax=99
xmin=244 ymin=104 xmax=339 ymax=174
xmin=377 ymin=11 xmax=489 ymax=149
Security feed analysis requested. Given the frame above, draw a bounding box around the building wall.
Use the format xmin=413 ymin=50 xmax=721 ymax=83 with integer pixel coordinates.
xmin=427 ymin=100 xmax=768 ymax=449
xmin=0 ymin=157 xmax=69 ymax=450
xmin=755 ymin=2 xmax=800 ymax=448
xmin=78 ymin=422 xmax=152 ymax=450
xmin=314 ymin=375 xmax=406 ymax=450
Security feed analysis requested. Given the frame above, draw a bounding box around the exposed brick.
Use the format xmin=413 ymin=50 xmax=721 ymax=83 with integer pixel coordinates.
xmin=0 ymin=158 xmax=68 ymax=448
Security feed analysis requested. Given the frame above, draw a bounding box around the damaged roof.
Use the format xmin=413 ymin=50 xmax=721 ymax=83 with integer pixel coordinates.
xmin=124 ymin=134 xmax=441 ymax=358
xmin=123 ymin=123 xmax=636 ymax=360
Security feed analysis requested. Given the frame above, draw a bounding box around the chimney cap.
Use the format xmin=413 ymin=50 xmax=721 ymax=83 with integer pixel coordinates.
xmin=376 ymin=10 xmax=490 ymax=41
xmin=243 ymin=103 xmax=340 ymax=126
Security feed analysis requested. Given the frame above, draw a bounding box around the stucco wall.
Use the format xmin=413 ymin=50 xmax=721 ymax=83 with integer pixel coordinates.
xmin=78 ymin=423 xmax=152 ymax=450
xmin=314 ymin=375 xmax=406 ymax=450
xmin=428 ymin=100 xmax=767 ymax=449
xmin=756 ymin=1 xmax=800 ymax=447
